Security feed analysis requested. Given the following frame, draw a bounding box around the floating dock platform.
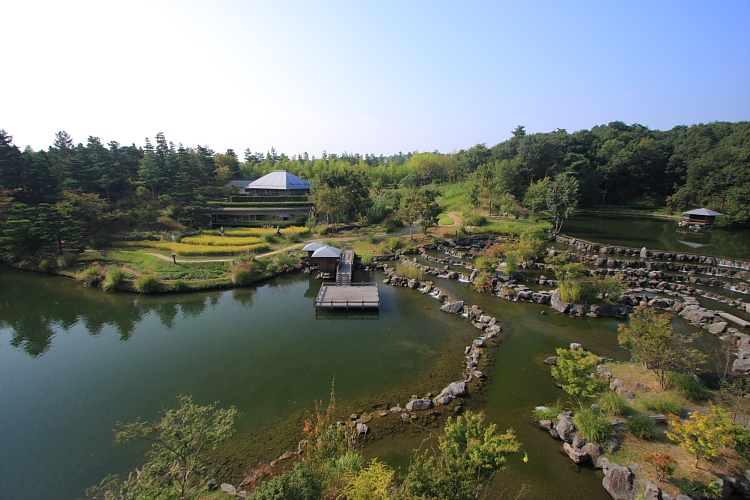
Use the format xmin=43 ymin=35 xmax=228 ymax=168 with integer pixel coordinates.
xmin=314 ymin=250 xmax=380 ymax=309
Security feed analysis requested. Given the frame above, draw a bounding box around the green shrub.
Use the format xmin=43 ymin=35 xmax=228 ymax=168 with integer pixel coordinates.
xmin=598 ymin=392 xmax=631 ymax=417
xmin=135 ymin=274 xmax=160 ymax=293
xmin=626 ymin=414 xmax=656 ymax=440
xmin=642 ymin=395 xmax=682 ymax=415
xmin=38 ymin=258 xmax=56 ymax=273
xmin=365 ymin=233 xmax=376 ymax=244
xmin=573 ymin=408 xmax=612 ymax=444
xmin=247 ymin=463 xmax=322 ymax=500
xmin=667 ymin=372 xmax=708 ymax=402
xmin=285 ymin=233 xmax=302 ymax=244
xmin=465 ymin=214 xmax=487 ymax=226
xmin=171 ymin=279 xmax=188 ymax=292
xmin=102 ymin=268 xmax=126 ymax=292
xmin=232 ymin=262 xmax=255 ymax=286
xmin=78 ymin=264 xmax=106 ymax=288
xmin=531 ymin=402 xmax=564 ymax=422
xmin=58 ymin=253 xmax=77 ymax=269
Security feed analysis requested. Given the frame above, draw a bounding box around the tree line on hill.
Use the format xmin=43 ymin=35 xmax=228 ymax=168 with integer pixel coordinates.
xmin=0 ymin=120 xmax=748 ymax=259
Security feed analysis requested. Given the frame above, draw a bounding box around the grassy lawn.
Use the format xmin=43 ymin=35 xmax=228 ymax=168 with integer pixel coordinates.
xmin=438 ymin=181 xmax=467 ymax=213
xmin=438 ymin=212 xmax=454 ymax=226
xmin=80 ymin=249 xmax=231 ymax=279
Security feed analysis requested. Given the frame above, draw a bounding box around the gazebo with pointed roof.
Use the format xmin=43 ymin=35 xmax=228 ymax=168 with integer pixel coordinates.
xmin=682 ymin=208 xmax=724 ymax=228
xmin=309 ymin=245 xmax=342 ymax=273
xmin=245 ymin=170 xmax=312 ymax=197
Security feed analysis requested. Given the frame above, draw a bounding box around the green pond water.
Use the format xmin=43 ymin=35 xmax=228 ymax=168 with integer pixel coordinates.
xmin=561 ymin=214 xmax=750 ymax=259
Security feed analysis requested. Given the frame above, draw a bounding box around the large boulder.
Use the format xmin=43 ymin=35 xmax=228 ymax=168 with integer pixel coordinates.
xmin=733 ymin=358 xmax=750 ymax=374
xmin=556 ymin=414 xmax=576 ymax=443
xmin=406 ymin=399 xmax=434 ymax=411
xmin=708 ymin=321 xmax=729 ymax=335
xmin=444 ymin=381 xmax=467 ymax=397
xmin=551 ymin=290 xmax=571 ymax=314
xmin=434 ymin=394 xmax=453 ymax=405
xmin=563 ymin=441 xmax=589 ymax=463
xmin=440 ymin=301 xmax=464 ymax=314
xmin=602 ymin=464 xmax=637 ymax=500
xmin=221 ymin=483 xmax=237 ymax=496
xmin=642 ymin=481 xmax=662 ymax=500
xmin=581 ymin=443 xmax=604 ymax=468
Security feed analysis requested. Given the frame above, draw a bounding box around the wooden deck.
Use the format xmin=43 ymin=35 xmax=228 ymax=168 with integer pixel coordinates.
xmin=315 ymin=251 xmax=380 ymax=308
xmin=315 ymin=283 xmax=380 ymax=308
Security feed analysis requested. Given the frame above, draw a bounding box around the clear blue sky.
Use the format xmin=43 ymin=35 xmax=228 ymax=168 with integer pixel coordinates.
xmin=3 ymin=0 xmax=749 ymax=156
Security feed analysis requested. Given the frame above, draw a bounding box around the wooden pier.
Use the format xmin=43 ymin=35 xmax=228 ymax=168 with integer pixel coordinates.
xmin=315 ymin=250 xmax=380 ymax=309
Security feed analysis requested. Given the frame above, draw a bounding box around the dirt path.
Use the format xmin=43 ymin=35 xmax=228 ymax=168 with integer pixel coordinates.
xmin=445 ymin=211 xmax=463 ymax=226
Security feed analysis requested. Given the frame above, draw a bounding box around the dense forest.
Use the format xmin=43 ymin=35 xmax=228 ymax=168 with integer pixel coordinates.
xmin=0 ymin=120 xmax=748 ymax=255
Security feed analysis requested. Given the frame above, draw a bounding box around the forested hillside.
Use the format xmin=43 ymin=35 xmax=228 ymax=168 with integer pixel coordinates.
xmin=0 ymin=121 xmax=748 ymax=239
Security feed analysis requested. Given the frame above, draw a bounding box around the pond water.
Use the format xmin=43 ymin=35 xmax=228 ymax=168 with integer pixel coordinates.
xmin=0 ymin=268 xmax=475 ymax=500
xmin=561 ymin=214 xmax=750 ymax=259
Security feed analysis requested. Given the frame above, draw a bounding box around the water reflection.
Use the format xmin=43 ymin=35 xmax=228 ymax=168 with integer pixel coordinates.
xmin=0 ymin=269 xmax=260 ymax=357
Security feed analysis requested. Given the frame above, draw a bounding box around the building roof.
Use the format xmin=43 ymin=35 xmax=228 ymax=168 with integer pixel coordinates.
xmin=247 ymin=170 xmax=311 ymax=190
xmin=224 ymin=179 xmax=256 ymax=188
xmin=302 ymin=242 xmax=328 ymax=252
xmin=684 ymin=208 xmax=724 ymax=216
xmin=311 ymin=246 xmax=342 ymax=258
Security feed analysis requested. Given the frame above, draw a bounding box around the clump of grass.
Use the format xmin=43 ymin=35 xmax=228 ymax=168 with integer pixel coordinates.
xmin=102 ymin=267 xmax=125 ymax=292
xmin=285 ymin=233 xmax=302 ymax=244
xmin=388 ymin=238 xmax=402 ymax=250
xmin=531 ymin=401 xmax=564 ymax=422
xmin=365 ymin=233 xmax=376 ymax=244
xmin=58 ymin=253 xmax=78 ymax=269
xmin=667 ymin=372 xmax=708 ymax=402
xmin=38 ymin=258 xmax=56 ymax=272
xmin=573 ymin=408 xmax=612 ymax=444
xmin=598 ymin=392 xmax=631 ymax=417
xmin=642 ymin=394 xmax=682 ymax=416
xmin=261 ymin=233 xmax=277 ymax=244
xmin=232 ymin=262 xmax=255 ymax=286
xmin=172 ymin=279 xmax=188 ymax=292
xmin=626 ymin=414 xmax=656 ymax=440
xmin=78 ymin=263 xmax=106 ymax=288
xmin=232 ymin=252 xmax=256 ymax=266
xmin=135 ymin=274 xmax=160 ymax=293
xmin=675 ymin=478 xmax=724 ymax=500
